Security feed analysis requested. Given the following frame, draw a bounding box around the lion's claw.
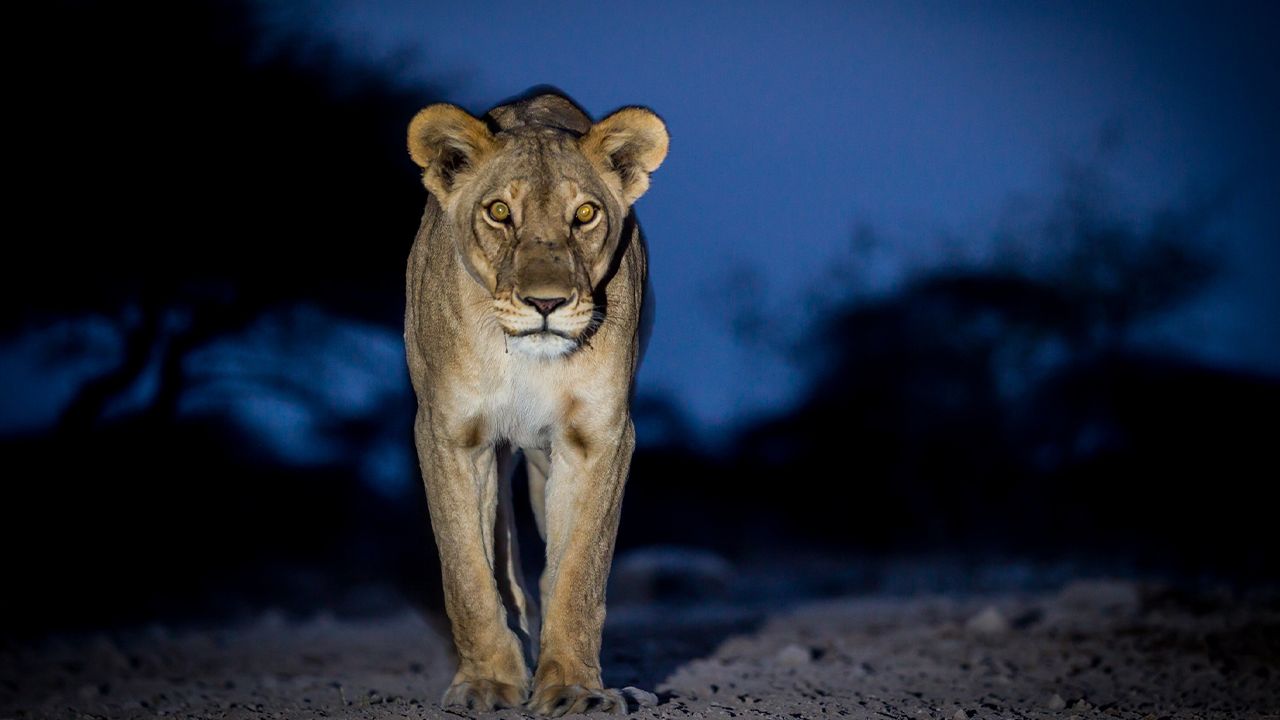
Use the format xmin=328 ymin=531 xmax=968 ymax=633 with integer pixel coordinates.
xmin=527 ymin=684 xmax=626 ymax=716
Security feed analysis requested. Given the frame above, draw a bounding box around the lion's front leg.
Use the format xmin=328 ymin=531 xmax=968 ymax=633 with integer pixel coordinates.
xmin=415 ymin=408 xmax=530 ymax=710
xmin=527 ymin=417 xmax=635 ymax=717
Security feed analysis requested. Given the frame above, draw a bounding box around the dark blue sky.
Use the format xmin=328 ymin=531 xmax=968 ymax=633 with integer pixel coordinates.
xmin=264 ymin=0 xmax=1279 ymax=438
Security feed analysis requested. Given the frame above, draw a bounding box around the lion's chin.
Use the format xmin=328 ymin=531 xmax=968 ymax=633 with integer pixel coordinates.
xmin=507 ymin=332 xmax=578 ymax=359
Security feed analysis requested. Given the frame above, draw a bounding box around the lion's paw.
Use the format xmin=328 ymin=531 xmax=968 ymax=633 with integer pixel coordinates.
xmin=442 ymin=678 xmax=527 ymax=711
xmin=526 ymin=684 xmax=626 ymax=717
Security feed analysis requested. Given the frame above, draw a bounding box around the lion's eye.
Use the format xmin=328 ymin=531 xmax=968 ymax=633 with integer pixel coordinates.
xmin=487 ymin=201 xmax=511 ymax=223
xmin=574 ymin=203 xmax=596 ymax=224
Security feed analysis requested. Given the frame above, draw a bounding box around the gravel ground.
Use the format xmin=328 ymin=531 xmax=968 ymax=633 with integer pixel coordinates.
xmin=3 ymin=579 xmax=1277 ymax=720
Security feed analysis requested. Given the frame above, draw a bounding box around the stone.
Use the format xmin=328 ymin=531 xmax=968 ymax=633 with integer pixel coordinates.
xmin=776 ymin=644 xmax=812 ymax=665
xmin=966 ymin=605 xmax=1011 ymax=635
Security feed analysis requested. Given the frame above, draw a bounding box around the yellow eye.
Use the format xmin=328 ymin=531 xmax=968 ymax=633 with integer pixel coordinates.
xmin=487 ymin=201 xmax=511 ymax=222
xmin=575 ymin=203 xmax=596 ymax=224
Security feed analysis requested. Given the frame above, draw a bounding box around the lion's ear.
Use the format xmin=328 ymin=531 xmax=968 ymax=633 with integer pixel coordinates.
xmin=580 ymin=107 xmax=669 ymax=206
xmin=407 ymin=104 xmax=496 ymax=200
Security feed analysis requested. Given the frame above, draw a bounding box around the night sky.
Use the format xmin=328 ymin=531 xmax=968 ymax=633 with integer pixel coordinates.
xmin=263 ymin=0 xmax=1280 ymax=438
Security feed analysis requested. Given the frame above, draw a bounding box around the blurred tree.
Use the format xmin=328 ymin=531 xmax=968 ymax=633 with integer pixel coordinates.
xmin=708 ymin=168 xmax=1278 ymax=577
xmin=8 ymin=0 xmax=443 ymax=430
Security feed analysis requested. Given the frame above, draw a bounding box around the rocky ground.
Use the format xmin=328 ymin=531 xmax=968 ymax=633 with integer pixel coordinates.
xmin=3 ymin=576 xmax=1277 ymax=720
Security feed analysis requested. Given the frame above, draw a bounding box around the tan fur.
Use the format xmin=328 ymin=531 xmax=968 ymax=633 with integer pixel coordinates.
xmin=404 ymin=93 xmax=667 ymax=716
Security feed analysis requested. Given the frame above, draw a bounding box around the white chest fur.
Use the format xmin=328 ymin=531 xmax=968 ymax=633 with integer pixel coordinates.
xmin=479 ymin=351 xmax=572 ymax=450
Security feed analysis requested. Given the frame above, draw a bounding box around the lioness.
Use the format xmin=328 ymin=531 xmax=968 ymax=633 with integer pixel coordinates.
xmin=404 ymin=92 xmax=668 ymax=715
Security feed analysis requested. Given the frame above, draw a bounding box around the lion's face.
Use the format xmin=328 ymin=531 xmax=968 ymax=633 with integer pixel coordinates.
xmin=408 ymin=102 xmax=667 ymax=358
xmin=452 ymin=131 xmax=621 ymax=358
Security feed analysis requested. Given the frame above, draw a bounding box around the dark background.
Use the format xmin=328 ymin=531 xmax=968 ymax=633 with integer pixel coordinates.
xmin=2 ymin=0 xmax=1277 ymax=639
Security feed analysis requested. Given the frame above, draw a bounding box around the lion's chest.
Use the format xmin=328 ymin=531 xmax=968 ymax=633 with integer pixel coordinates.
xmin=478 ymin=357 xmax=571 ymax=450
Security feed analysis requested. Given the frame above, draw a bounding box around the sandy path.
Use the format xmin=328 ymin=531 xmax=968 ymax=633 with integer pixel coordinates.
xmin=4 ymin=580 xmax=1277 ymax=719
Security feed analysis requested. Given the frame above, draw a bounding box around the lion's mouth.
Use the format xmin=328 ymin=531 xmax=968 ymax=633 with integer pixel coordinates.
xmin=508 ymin=322 xmax=577 ymax=340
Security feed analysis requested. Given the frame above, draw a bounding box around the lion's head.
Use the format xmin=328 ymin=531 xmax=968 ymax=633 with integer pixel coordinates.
xmin=407 ymin=94 xmax=668 ymax=358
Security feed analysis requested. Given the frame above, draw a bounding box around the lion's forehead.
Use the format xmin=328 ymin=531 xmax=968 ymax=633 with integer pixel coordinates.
xmin=492 ymin=132 xmax=598 ymax=180
xmin=502 ymin=178 xmax=582 ymax=206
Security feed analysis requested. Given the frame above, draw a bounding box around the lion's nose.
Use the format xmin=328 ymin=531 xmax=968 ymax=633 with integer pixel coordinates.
xmin=521 ymin=295 xmax=568 ymax=317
